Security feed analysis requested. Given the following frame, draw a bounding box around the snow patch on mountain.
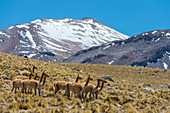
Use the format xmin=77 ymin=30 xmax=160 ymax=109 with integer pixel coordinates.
xmin=163 ymin=62 xmax=168 ymax=69
xmin=20 ymin=30 xmax=36 ymax=48
xmin=108 ymin=60 xmax=114 ymax=65
xmin=16 ymin=24 xmax=29 ymax=29
xmin=155 ymin=38 xmax=160 ymax=42
xmin=152 ymin=31 xmax=157 ymax=34
xmin=0 ymin=31 xmax=10 ymax=38
xmin=165 ymin=33 xmax=170 ymax=36
xmin=34 ymin=18 xmax=128 ymax=49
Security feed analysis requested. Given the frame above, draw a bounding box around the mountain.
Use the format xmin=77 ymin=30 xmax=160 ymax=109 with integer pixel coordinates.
xmin=63 ymin=29 xmax=170 ymax=69
xmin=0 ymin=17 xmax=128 ymax=62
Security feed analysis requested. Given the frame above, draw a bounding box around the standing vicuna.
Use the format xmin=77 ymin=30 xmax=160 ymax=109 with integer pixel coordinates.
xmin=22 ymin=65 xmax=37 ymax=77
xmin=81 ymin=78 xmax=103 ymax=101
xmin=54 ymin=74 xmax=82 ymax=95
xmin=94 ymin=79 xmax=107 ymax=99
xmin=22 ymin=71 xmax=49 ymax=96
xmin=11 ymin=73 xmax=34 ymax=93
xmin=66 ymin=75 xmax=93 ymax=99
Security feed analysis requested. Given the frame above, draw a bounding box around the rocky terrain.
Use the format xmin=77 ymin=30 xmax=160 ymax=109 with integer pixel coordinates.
xmin=64 ymin=29 xmax=170 ymax=69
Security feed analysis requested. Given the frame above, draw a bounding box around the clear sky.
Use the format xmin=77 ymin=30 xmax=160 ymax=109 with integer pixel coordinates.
xmin=0 ymin=0 xmax=170 ymax=36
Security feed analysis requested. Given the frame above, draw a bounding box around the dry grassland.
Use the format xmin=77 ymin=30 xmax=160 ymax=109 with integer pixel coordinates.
xmin=0 ymin=52 xmax=169 ymax=113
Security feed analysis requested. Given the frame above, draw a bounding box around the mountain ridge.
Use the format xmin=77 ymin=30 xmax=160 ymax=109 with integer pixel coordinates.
xmin=63 ymin=29 xmax=170 ymax=69
xmin=0 ymin=17 xmax=128 ymax=62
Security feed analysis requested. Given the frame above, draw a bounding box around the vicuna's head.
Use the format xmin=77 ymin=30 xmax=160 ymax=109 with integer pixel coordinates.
xmin=87 ymin=75 xmax=93 ymax=81
xmin=32 ymin=66 xmax=37 ymax=73
xmin=29 ymin=73 xmax=35 ymax=79
xmin=34 ymin=73 xmax=40 ymax=80
xmin=39 ymin=71 xmax=45 ymax=84
xmin=77 ymin=74 xmax=82 ymax=80
xmin=102 ymin=79 xmax=107 ymax=84
xmin=75 ymin=74 xmax=82 ymax=82
xmin=41 ymin=71 xmax=49 ymax=85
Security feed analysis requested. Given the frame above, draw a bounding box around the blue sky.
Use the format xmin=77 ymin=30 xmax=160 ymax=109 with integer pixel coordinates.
xmin=0 ymin=0 xmax=170 ymax=36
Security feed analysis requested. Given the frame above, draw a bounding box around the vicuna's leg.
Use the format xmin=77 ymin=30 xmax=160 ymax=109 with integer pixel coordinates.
xmin=21 ymin=87 xmax=24 ymax=93
xmin=81 ymin=91 xmax=84 ymax=100
xmin=24 ymin=88 xmax=27 ymax=94
xmin=11 ymin=85 xmax=14 ymax=92
xmin=85 ymin=92 xmax=88 ymax=100
xmin=77 ymin=92 xmax=82 ymax=99
xmin=15 ymin=87 xmax=17 ymax=93
xmin=89 ymin=92 xmax=92 ymax=98
xmin=28 ymin=88 xmax=32 ymax=94
xmin=11 ymin=87 xmax=14 ymax=92
xmin=54 ymin=84 xmax=59 ymax=94
xmin=66 ymin=84 xmax=70 ymax=99
xmin=38 ymin=88 xmax=41 ymax=96
xmin=34 ymin=88 xmax=36 ymax=95
xmin=96 ymin=93 xmax=98 ymax=99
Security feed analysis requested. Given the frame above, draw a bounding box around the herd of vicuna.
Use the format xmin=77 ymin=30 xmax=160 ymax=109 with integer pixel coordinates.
xmin=11 ymin=66 xmax=107 ymax=101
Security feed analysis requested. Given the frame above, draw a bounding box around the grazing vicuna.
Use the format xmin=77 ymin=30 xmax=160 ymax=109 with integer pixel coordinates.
xmin=54 ymin=74 xmax=82 ymax=95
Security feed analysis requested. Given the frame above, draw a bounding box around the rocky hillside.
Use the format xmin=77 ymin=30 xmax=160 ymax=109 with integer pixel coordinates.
xmin=0 ymin=17 xmax=128 ymax=62
xmin=0 ymin=52 xmax=169 ymax=112
xmin=64 ymin=29 xmax=170 ymax=69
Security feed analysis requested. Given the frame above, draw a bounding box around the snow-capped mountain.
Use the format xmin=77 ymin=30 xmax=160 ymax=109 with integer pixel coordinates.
xmin=64 ymin=29 xmax=170 ymax=69
xmin=0 ymin=17 xmax=128 ymax=62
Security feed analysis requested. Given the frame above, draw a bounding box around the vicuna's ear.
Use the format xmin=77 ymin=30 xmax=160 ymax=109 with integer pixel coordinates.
xmin=78 ymin=74 xmax=82 ymax=79
xmin=88 ymin=75 xmax=93 ymax=80
xmin=79 ymin=76 xmax=82 ymax=79
xmin=45 ymin=74 xmax=50 ymax=77
xmin=34 ymin=66 xmax=37 ymax=69
xmin=97 ymin=78 xmax=103 ymax=81
xmin=102 ymin=80 xmax=107 ymax=83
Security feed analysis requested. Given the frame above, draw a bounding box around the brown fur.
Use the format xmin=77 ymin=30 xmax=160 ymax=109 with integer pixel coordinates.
xmin=12 ymin=73 xmax=34 ymax=93
xmin=94 ymin=79 xmax=107 ymax=99
xmin=22 ymin=66 xmax=37 ymax=77
xmin=54 ymin=74 xmax=82 ymax=95
xmin=81 ymin=79 xmax=102 ymax=100
xmin=67 ymin=75 xmax=93 ymax=99
xmin=11 ymin=79 xmax=25 ymax=93
xmin=14 ymin=75 xmax=29 ymax=80
xmin=22 ymin=72 xmax=48 ymax=96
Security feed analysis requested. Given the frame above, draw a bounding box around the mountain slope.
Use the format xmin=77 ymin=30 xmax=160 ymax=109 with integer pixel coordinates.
xmin=0 ymin=17 xmax=128 ymax=62
xmin=63 ymin=29 xmax=170 ymax=69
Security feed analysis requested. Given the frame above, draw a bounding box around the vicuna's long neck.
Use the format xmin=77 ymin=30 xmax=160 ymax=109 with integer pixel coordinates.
xmin=32 ymin=66 xmax=36 ymax=73
xmin=42 ymin=75 xmax=46 ymax=85
xmin=99 ymin=81 xmax=106 ymax=92
xmin=95 ymin=80 xmax=101 ymax=89
xmin=85 ymin=77 xmax=91 ymax=86
xmin=39 ymin=73 xmax=44 ymax=84
xmin=34 ymin=73 xmax=38 ymax=80
xmin=75 ymin=75 xmax=81 ymax=83
xmin=75 ymin=75 xmax=79 ymax=83
xmin=29 ymin=73 xmax=32 ymax=79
